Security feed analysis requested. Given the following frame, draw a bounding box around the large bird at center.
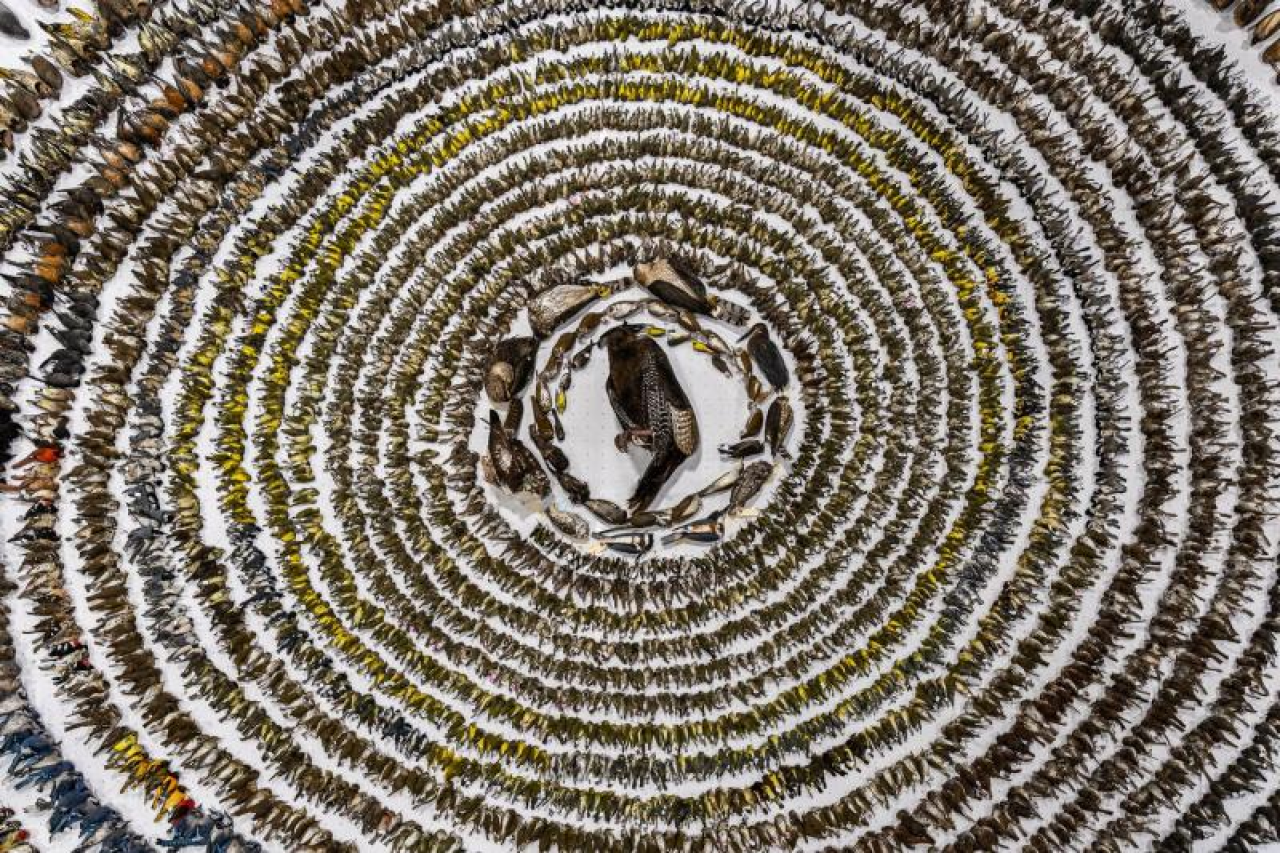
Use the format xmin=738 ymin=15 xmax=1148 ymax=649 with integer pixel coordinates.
xmin=599 ymin=324 xmax=699 ymax=511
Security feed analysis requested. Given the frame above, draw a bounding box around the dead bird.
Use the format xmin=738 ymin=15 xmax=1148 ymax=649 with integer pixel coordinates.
xmin=546 ymin=505 xmax=589 ymax=539
xmin=699 ymin=467 xmax=741 ymax=497
xmin=598 ymin=508 xmax=666 ymax=537
xmin=0 ymin=3 xmax=28 ymax=39
xmin=765 ymin=396 xmax=794 ymax=457
xmin=569 ymin=345 xmax=593 ymax=371
xmin=528 ymin=281 xmax=609 ymax=338
xmin=662 ymin=511 xmax=724 ymax=545
xmin=1254 ymin=8 xmax=1280 ymax=43
xmin=667 ymin=492 xmax=702 ymax=525
xmin=603 ymin=533 xmax=652 ymax=558
xmin=480 ymin=410 xmax=548 ymax=498
xmin=484 ymin=336 xmax=536 ymax=403
xmin=527 ymin=425 xmax=569 ymax=474
xmin=728 ymin=461 xmax=773 ymax=514
xmin=599 ymin=324 xmax=699 ymax=511
xmin=719 ymin=438 xmax=764 ymax=459
xmin=554 ymin=469 xmax=590 ymax=504
xmin=584 ymin=498 xmax=628 ymax=525
xmin=739 ymin=323 xmax=789 ymax=390
xmin=634 ymin=257 xmax=715 ymax=315
xmin=604 ymin=299 xmax=645 ymax=321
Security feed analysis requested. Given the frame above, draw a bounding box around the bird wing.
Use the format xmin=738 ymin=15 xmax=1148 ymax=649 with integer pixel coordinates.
xmin=646 ymin=342 xmax=698 ymax=456
xmin=606 ymin=373 xmax=644 ymax=433
xmin=647 ymin=280 xmax=704 ymax=314
xmin=670 ymin=405 xmax=699 ymax=456
xmin=666 ymin=256 xmax=707 ymax=298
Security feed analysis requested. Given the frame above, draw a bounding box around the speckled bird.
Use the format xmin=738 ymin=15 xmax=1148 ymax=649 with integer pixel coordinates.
xmin=599 ymin=324 xmax=699 ymax=511
xmin=528 ymin=281 xmax=609 ymax=338
xmin=484 ymin=336 xmax=537 ymax=403
xmin=728 ymin=460 xmax=773 ymax=513
xmin=480 ymin=410 xmax=549 ymax=498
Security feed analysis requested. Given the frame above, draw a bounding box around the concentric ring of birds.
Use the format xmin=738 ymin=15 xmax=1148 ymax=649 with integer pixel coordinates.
xmin=0 ymin=0 xmax=1279 ymax=851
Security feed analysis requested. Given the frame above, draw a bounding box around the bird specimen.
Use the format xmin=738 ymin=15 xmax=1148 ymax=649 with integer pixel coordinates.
xmin=527 ymin=281 xmax=609 ymax=338
xmin=739 ymin=322 xmax=789 ymax=390
xmin=484 ymin=336 xmax=537 ymax=403
xmin=480 ymin=410 xmax=549 ymax=498
xmin=634 ymin=257 xmax=716 ymax=315
xmin=599 ymin=323 xmax=699 ymax=511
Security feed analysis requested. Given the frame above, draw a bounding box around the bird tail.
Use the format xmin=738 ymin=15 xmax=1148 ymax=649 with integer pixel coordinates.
xmin=630 ymin=450 xmax=682 ymax=511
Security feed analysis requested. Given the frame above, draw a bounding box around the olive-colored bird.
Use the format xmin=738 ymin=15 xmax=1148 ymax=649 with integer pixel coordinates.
xmin=484 ymin=336 xmax=537 ymax=403
xmin=599 ymin=324 xmax=699 ymax=511
xmin=739 ymin=322 xmax=789 ymax=390
xmin=480 ymin=410 xmax=549 ymax=498
xmin=634 ymin=257 xmax=715 ymax=315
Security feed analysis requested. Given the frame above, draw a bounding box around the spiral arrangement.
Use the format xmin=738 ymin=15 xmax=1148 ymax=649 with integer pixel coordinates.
xmin=0 ymin=0 xmax=1279 ymax=850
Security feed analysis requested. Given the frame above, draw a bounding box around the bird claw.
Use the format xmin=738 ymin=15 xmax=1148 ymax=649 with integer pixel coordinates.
xmin=615 ymin=428 xmax=652 ymax=452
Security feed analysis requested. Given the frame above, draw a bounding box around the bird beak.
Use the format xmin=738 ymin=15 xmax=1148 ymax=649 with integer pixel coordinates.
xmin=736 ymin=328 xmax=753 ymax=343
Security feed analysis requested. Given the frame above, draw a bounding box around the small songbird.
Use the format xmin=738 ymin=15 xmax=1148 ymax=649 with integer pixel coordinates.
xmin=599 ymin=324 xmax=699 ymax=511
xmin=719 ymin=438 xmax=763 ymax=459
xmin=480 ymin=410 xmax=549 ymax=498
xmin=728 ymin=461 xmax=773 ymax=514
xmin=662 ymin=510 xmax=725 ymax=546
xmin=634 ymin=257 xmax=715 ymax=315
xmin=584 ymin=498 xmax=628 ymax=525
xmin=765 ymin=397 xmax=793 ymax=457
xmin=739 ymin=323 xmax=789 ymax=390
xmin=484 ymin=336 xmax=537 ymax=403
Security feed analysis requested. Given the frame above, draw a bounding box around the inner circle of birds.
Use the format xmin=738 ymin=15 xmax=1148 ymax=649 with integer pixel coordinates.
xmin=478 ymin=257 xmax=795 ymax=559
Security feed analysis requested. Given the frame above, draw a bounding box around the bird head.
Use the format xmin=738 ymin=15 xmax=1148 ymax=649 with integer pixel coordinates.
xmin=597 ymin=323 xmax=641 ymax=351
xmin=737 ymin=322 xmax=767 ymax=343
xmin=632 ymin=261 xmax=655 ymax=287
xmin=485 ymin=362 xmax=514 ymax=402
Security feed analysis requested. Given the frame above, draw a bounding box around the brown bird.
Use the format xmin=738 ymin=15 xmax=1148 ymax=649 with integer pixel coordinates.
xmin=634 ymin=257 xmax=715 ymax=315
xmin=484 ymin=336 xmax=537 ymax=403
xmin=480 ymin=410 xmax=548 ymax=498
xmin=765 ymin=396 xmax=793 ymax=457
xmin=599 ymin=324 xmax=699 ymax=511
xmin=739 ymin=322 xmax=789 ymax=390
